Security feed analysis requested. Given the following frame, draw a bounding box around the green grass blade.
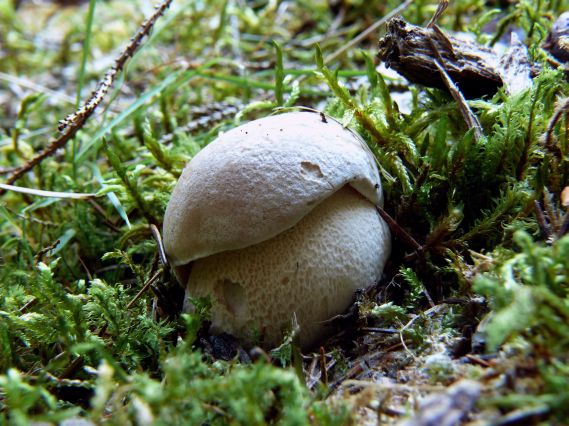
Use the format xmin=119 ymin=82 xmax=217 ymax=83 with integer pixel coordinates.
xmin=273 ymin=41 xmax=284 ymax=106
xmin=93 ymin=164 xmax=131 ymax=229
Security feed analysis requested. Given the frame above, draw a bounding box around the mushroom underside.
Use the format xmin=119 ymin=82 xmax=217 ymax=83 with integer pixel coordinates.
xmin=183 ymin=185 xmax=391 ymax=349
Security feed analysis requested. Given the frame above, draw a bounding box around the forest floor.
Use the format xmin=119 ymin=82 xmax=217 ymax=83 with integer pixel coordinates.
xmin=1 ymin=0 xmax=569 ymax=425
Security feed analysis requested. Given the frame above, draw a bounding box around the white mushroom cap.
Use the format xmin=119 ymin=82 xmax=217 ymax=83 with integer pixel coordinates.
xmin=163 ymin=111 xmax=383 ymax=267
xmin=186 ymin=185 xmax=391 ymax=348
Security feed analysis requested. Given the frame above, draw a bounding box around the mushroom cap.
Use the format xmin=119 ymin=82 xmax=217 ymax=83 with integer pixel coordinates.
xmin=163 ymin=111 xmax=383 ymax=267
xmin=186 ymin=185 xmax=391 ymax=348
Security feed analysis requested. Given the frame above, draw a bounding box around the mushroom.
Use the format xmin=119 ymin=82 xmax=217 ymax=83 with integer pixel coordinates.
xmin=163 ymin=111 xmax=391 ymax=348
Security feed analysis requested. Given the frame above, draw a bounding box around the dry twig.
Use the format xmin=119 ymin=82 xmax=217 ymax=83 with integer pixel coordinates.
xmin=376 ymin=206 xmax=423 ymax=253
xmin=127 ymin=269 xmax=163 ymax=309
xmin=319 ymin=346 xmax=329 ymax=386
xmin=425 ymin=1 xmax=483 ymax=141
xmin=432 ymin=59 xmax=483 ymax=141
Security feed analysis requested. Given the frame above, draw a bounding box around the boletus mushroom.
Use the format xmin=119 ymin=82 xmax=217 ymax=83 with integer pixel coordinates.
xmin=163 ymin=111 xmax=391 ymax=349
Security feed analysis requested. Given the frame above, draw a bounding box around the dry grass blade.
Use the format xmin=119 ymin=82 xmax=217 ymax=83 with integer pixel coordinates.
xmin=426 ymin=0 xmax=449 ymax=29
xmin=151 ymin=223 xmax=169 ymax=267
xmin=325 ymin=0 xmax=415 ymax=64
xmin=0 ymin=183 xmax=96 ymax=199
xmin=0 ymin=71 xmax=75 ymax=104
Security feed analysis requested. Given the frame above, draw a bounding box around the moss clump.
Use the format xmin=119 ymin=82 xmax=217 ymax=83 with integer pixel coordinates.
xmin=1 ymin=0 xmax=569 ymax=423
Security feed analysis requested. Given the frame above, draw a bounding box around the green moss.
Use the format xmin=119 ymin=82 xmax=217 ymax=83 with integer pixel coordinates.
xmin=1 ymin=0 xmax=569 ymax=423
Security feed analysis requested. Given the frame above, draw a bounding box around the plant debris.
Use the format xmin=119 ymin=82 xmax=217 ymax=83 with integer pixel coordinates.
xmin=378 ymin=15 xmax=536 ymax=99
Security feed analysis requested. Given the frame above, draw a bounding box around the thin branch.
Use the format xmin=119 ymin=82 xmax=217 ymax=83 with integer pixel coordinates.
xmin=88 ymin=199 xmax=122 ymax=232
xmin=19 ymin=298 xmax=38 ymax=314
xmin=424 ymin=1 xmax=481 ymax=139
xmin=0 ymin=0 xmax=174 ymax=195
xmin=34 ymin=239 xmax=61 ymax=263
xmin=319 ymin=346 xmax=329 ymax=386
xmin=428 ymin=31 xmax=483 ymax=141
xmin=127 ymin=269 xmax=163 ymax=309
xmin=376 ymin=206 xmax=423 ymax=252
xmin=58 ymin=0 xmax=173 ymax=132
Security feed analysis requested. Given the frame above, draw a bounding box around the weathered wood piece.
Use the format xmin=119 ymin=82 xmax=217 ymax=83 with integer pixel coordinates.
xmin=543 ymin=12 xmax=569 ymax=63
xmin=378 ymin=17 xmax=503 ymax=99
xmin=498 ymin=33 xmax=532 ymax=95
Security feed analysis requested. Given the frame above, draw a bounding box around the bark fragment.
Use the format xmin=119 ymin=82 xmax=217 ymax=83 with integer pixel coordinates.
xmin=543 ymin=12 xmax=569 ymax=63
xmin=378 ymin=16 xmax=503 ymax=99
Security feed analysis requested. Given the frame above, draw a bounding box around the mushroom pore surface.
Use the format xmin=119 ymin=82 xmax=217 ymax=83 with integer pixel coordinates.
xmin=163 ymin=111 xmax=383 ymax=267
xmin=186 ymin=186 xmax=391 ymax=349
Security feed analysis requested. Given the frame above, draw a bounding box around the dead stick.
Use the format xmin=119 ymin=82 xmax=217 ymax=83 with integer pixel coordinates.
xmin=376 ymin=206 xmax=423 ymax=252
xmin=0 ymin=0 xmax=174 ymax=195
xmin=424 ymin=2 xmax=483 ymax=140
xmin=433 ymin=58 xmax=483 ymax=141
xmin=319 ymin=346 xmax=329 ymax=386
xmin=19 ymin=298 xmax=38 ymax=314
xmin=127 ymin=269 xmax=162 ymax=309
xmin=34 ymin=239 xmax=61 ymax=263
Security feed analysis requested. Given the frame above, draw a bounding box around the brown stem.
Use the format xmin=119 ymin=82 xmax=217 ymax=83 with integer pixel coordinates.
xmin=376 ymin=206 xmax=423 ymax=252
